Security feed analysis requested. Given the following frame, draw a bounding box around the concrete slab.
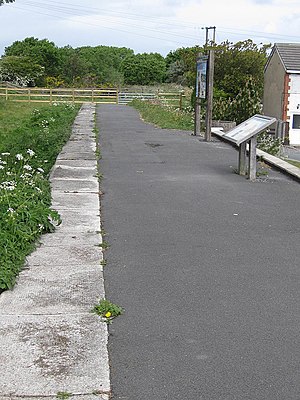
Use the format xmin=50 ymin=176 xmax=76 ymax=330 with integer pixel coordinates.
xmin=0 ymin=267 xmax=105 ymax=315
xmin=51 ymin=179 xmax=99 ymax=193
xmin=51 ymin=191 xmax=100 ymax=211
xmin=257 ymin=148 xmax=300 ymax=181
xmin=39 ymin=230 xmax=101 ymax=247
xmin=51 ymin=165 xmax=98 ymax=180
xmin=61 ymin=141 xmax=97 ymax=154
xmin=46 ymin=208 xmax=101 ymax=232
xmin=0 ymin=314 xmax=110 ymax=396
xmin=26 ymin=244 xmax=101 ymax=267
xmin=54 ymin=159 xmax=98 ymax=168
xmin=57 ymin=151 xmax=97 ymax=161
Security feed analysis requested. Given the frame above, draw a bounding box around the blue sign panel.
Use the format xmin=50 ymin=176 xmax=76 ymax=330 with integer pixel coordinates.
xmin=196 ymin=55 xmax=208 ymax=99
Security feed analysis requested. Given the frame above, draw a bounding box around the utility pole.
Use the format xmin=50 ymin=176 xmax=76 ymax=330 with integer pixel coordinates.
xmin=204 ymin=26 xmax=216 ymax=141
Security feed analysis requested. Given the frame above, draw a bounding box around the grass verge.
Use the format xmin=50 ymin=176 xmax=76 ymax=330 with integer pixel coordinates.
xmin=130 ymin=99 xmax=194 ymax=131
xmin=0 ymin=100 xmax=80 ymax=290
xmin=284 ymin=159 xmax=300 ymax=169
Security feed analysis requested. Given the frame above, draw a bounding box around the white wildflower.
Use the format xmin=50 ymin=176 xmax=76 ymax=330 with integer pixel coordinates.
xmin=1 ymin=152 xmax=10 ymax=156
xmin=16 ymin=154 xmax=24 ymax=161
xmin=0 ymin=165 xmax=4 ymax=170
xmin=23 ymin=164 xmax=32 ymax=171
xmin=20 ymin=173 xmax=32 ymax=179
xmin=37 ymin=167 xmax=44 ymax=173
xmin=27 ymin=149 xmax=35 ymax=157
xmin=38 ymin=224 xmax=44 ymax=231
xmin=0 ymin=181 xmax=16 ymax=191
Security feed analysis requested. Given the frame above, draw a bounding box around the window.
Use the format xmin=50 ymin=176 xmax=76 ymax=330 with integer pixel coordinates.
xmin=292 ymin=114 xmax=300 ymax=129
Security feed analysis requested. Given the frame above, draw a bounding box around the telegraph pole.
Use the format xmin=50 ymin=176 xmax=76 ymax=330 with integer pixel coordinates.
xmin=204 ymin=26 xmax=216 ymax=142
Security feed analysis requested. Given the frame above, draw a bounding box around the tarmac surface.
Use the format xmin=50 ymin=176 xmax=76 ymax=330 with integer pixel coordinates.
xmin=97 ymin=105 xmax=300 ymax=400
xmin=0 ymin=103 xmax=299 ymax=400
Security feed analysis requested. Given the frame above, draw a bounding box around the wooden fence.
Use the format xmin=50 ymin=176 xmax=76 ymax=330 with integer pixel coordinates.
xmin=0 ymin=87 xmax=118 ymax=104
xmin=0 ymin=87 xmax=187 ymax=109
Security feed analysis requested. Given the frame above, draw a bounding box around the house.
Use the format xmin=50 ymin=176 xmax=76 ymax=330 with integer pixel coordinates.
xmin=263 ymin=43 xmax=300 ymax=146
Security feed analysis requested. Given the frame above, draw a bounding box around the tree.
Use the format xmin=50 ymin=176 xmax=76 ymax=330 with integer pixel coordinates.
xmin=5 ymin=37 xmax=61 ymax=81
xmin=165 ymin=46 xmax=200 ymax=87
xmin=0 ymin=55 xmax=44 ymax=86
xmin=0 ymin=0 xmax=15 ymax=5
xmin=121 ymin=53 xmax=166 ymax=85
xmin=58 ymin=45 xmax=133 ymax=86
xmin=213 ymin=39 xmax=271 ymax=98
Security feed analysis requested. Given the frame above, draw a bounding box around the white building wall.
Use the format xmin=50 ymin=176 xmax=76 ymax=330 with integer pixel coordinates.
xmin=287 ymin=74 xmax=300 ymax=145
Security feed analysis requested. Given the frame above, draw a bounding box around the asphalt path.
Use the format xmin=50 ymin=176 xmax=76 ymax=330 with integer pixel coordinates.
xmin=96 ymin=104 xmax=300 ymax=400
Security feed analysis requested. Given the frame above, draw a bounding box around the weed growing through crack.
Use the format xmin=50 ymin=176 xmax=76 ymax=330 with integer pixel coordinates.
xmin=56 ymin=392 xmax=72 ymax=400
xmin=99 ymin=240 xmax=109 ymax=250
xmin=92 ymin=299 xmax=123 ymax=323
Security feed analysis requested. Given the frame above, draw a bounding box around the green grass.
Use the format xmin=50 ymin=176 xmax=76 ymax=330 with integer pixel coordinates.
xmin=284 ymin=158 xmax=300 ymax=169
xmin=130 ymin=99 xmax=194 ymax=131
xmin=0 ymin=99 xmax=80 ymax=290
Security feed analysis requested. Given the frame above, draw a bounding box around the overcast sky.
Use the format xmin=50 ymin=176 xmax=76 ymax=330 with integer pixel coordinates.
xmin=1 ymin=0 xmax=300 ymax=56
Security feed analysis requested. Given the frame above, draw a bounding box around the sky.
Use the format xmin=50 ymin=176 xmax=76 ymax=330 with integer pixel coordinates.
xmin=1 ymin=0 xmax=300 ymax=56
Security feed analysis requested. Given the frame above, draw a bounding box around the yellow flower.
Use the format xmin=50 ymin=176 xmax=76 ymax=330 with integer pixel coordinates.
xmin=105 ymin=311 xmax=112 ymax=318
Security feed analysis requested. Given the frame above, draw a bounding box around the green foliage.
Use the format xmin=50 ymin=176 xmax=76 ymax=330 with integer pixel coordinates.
xmin=213 ymin=39 xmax=271 ymax=98
xmin=5 ymin=37 xmax=61 ymax=83
xmin=57 ymin=45 xmax=133 ymax=87
xmin=0 ymin=100 xmax=79 ymax=290
xmin=257 ymin=132 xmax=283 ymax=156
xmin=130 ymin=99 xmax=194 ymax=131
xmin=213 ymin=76 xmax=262 ymax=124
xmin=56 ymin=392 xmax=72 ymax=400
xmin=285 ymin=159 xmax=300 ymax=169
xmin=0 ymin=55 xmax=44 ymax=86
xmin=122 ymin=53 xmax=166 ymax=85
xmin=165 ymin=46 xmax=201 ymax=87
xmin=92 ymin=299 xmax=123 ymax=323
xmin=166 ymin=40 xmax=269 ymax=96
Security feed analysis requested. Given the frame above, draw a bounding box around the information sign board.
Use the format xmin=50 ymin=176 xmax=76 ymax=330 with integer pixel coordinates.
xmin=223 ymin=115 xmax=276 ymax=146
xmin=196 ymin=55 xmax=208 ymax=99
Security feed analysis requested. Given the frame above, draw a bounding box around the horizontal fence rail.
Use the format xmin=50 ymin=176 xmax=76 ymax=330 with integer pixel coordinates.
xmin=0 ymin=87 xmax=118 ymax=104
xmin=0 ymin=87 xmax=187 ymax=109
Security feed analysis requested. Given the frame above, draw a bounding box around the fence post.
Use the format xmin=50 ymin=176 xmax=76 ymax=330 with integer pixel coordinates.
xmin=92 ymin=89 xmax=94 ymax=103
xmin=116 ymin=89 xmax=119 ymax=105
xmin=28 ymin=89 xmax=31 ymax=102
xmin=5 ymin=87 xmax=8 ymax=101
xmin=50 ymin=88 xmax=52 ymax=105
xmin=72 ymin=88 xmax=75 ymax=104
xmin=179 ymin=92 xmax=183 ymax=110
